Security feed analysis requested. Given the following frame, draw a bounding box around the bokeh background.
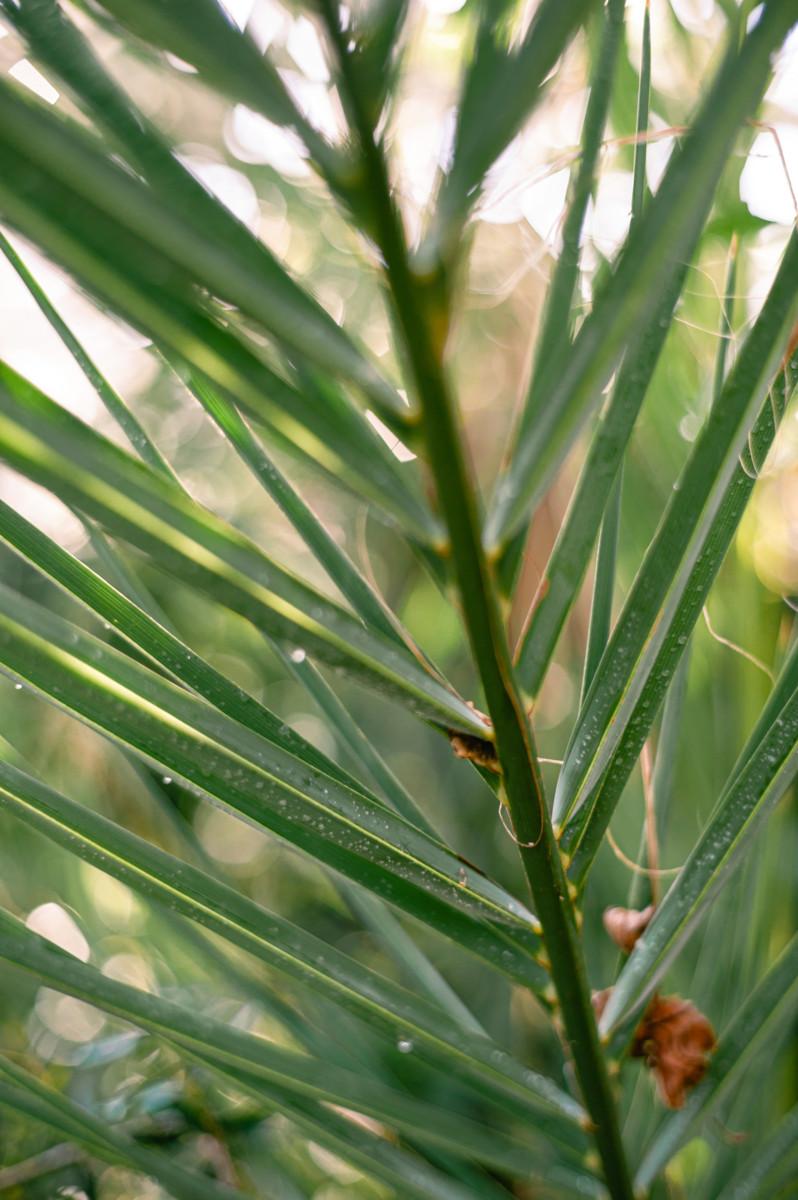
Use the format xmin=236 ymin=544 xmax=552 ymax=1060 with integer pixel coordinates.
xmin=0 ymin=1 xmax=796 ymax=1195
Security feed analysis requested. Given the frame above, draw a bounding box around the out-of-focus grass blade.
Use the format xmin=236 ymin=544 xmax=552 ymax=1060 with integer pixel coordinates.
xmin=723 ymin=1104 xmax=798 ymax=1200
xmin=514 ymin=2 xmax=664 ymax=696
xmin=0 ymin=170 xmax=431 ymax=539
xmin=0 ymin=911 xmax=582 ymax=1167
xmin=599 ymin=659 xmax=798 ymax=1035
xmin=0 ymin=1072 xmax=491 ymax=1200
xmin=0 ymin=1057 xmax=246 ymax=1200
xmin=512 ymin=0 xmax=626 ymax=452
xmin=498 ymin=0 xmax=626 ymax=598
xmin=0 ymin=1065 xmax=244 ymax=1195
xmin=564 ymin=356 xmax=795 ymax=879
xmin=487 ymin=2 xmax=795 ymax=549
xmin=514 ymin=264 xmax=687 ymax=698
xmin=578 ymin=0 xmax=650 ymax=697
xmin=0 ymin=586 xmax=547 ymax=984
xmin=274 ymin=640 xmax=440 ymax=837
xmin=0 ymin=76 xmax=406 ymax=427
xmin=633 ymin=933 xmax=798 ymax=1188
xmin=0 ymin=229 xmax=174 ymax=479
xmin=0 ymin=365 xmax=477 ymax=733
xmin=0 ymin=496 xmax=391 ymax=804
xmin=345 ymin=0 xmax=411 ymax=126
xmin=188 ymin=374 xmax=403 ymax=647
xmin=423 ymin=0 xmax=595 ymax=263
xmin=554 ymin=231 xmax=798 ymax=834
xmin=0 ymin=0 xmax=443 ymax=569
xmin=0 ymin=76 xmax=431 ymax=537
xmin=75 ymin=0 xmax=347 ymax=191
xmin=0 ymin=758 xmax=573 ymax=1123
xmin=220 ymin=1079 xmax=514 ymax=1200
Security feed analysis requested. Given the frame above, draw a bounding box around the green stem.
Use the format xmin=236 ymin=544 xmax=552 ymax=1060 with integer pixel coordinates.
xmin=320 ymin=7 xmax=633 ymax=1197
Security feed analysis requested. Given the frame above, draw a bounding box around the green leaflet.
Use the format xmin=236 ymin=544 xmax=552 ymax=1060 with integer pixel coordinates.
xmin=497 ymin=0 xmax=627 ymax=601
xmin=555 ymin=230 xmax=798 ymax=836
xmin=187 ymin=374 xmax=403 ymax=647
xmin=0 ymin=758 xmax=573 ymax=1127
xmin=0 ymin=910 xmax=582 ymax=1170
xmin=0 ymin=65 xmax=399 ymax=421
xmin=634 ymin=933 xmax=798 ymax=1188
xmin=0 ymin=584 xmax=547 ymax=984
xmin=486 ymin=2 xmax=796 ymax=549
xmin=0 ymin=1056 xmax=246 ymax=1200
xmin=0 ymin=494 xmax=400 ymax=805
xmin=0 ymin=362 xmax=477 ymax=734
xmin=0 ymin=228 xmax=173 ymax=478
xmin=0 ymin=91 xmax=434 ymax=538
xmin=423 ymin=0 xmax=595 ymax=262
xmin=600 ymin=663 xmax=798 ymax=1035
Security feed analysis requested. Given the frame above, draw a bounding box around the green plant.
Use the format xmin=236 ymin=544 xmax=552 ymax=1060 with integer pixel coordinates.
xmin=0 ymin=1 xmax=796 ymax=1197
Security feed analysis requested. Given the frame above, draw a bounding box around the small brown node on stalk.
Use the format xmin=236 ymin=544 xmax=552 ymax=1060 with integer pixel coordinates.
xmin=631 ymin=995 xmax=716 ymax=1109
xmin=448 ymin=732 xmax=501 ymax=773
xmin=591 ymin=988 xmax=612 ymax=1022
xmin=603 ymin=904 xmax=655 ymax=953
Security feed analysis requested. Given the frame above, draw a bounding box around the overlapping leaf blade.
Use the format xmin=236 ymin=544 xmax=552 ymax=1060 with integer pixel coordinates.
xmin=487 ymin=1 xmax=796 ymax=549
xmin=554 ymin=230 xmax=798 ymax=837
xmin=0 ymin=911 xmax=584 ymax=1180
xmin=0 ymin=758 xmax=580 ymax=1129
xmin=633 ymin=933 xmax=798 ymax=1188
xmin=424 ymin=0 xmax=595 ymax=261
xmin=0 ymin=1056 xmax=246 ymax=1200
xmin=0 ymin=61 xmax=398 ymax=417
xmin=599 ymin=643 xmax=798 ymax=1035
xmin=0 ymin=498 xmax=392 ymax=804
xmin=0 ymin=362 xmax=479 ymax=733
xmin=0 ymin=582 xmax=547 ymax=983
xmin=0 ymin=87 xmax=435 ymax=537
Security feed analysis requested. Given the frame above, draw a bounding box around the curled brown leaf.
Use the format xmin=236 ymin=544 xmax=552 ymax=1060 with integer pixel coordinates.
xmin=603 ymin=905 xmax=655 ymax=953
xmin=631 ymin=995 xmax=716 ymax=1109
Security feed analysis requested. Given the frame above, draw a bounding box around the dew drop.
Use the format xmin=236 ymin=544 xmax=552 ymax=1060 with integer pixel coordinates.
xmin=396 ymin=1037 xmax=413 ymax=1054
xmin=290 ymin=648 xmax=307 ymax=664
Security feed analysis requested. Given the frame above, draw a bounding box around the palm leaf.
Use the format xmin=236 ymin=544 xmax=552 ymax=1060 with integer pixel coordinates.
xmin=555 ymin=230 xmax=798 ymax=840
xmin=0 ymin=582 xmax=548 ymax=981
xmin=598 ymin=643 xmax=798 ymax=1035
xmin=634 ymin=933 xmax=798 ymax=1188
xmin=0 ymin=363 xmax=477 ymax=732
xmin=0 ymin=911 xmax=586 ymax=1178
xmin=0 ymin=758 xmax=576 ymax=1127
xmin=486 ymin=1 xmax=795 ymax=549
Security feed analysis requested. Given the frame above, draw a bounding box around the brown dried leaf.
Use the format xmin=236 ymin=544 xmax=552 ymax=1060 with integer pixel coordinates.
xmin=632 ymin=995 xmax=716 ymax=1109
xmin=603 ymin=905 xmax=655 ymax=953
